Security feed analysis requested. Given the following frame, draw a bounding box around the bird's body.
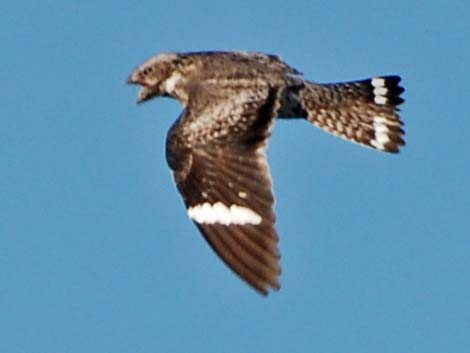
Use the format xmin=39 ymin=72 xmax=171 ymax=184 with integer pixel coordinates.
xmin=128 ymin=51 xmax=405 ymax=295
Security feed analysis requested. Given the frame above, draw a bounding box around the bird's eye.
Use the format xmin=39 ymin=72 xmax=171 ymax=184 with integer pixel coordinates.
xmin=142 ymin=67 xmax=153 ymax=75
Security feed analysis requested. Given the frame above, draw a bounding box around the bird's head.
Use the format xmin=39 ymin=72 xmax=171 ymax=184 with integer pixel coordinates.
xmin=127 ymin=52 xmax=182 ymax=104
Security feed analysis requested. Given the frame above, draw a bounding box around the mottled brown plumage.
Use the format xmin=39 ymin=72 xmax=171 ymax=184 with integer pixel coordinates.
xmin=128 ymin=51 xmax=405 ymax=295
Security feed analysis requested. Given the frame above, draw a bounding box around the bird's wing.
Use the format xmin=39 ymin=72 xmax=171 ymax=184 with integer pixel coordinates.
xmin=166 ymin=85 xmax=281 ymax=295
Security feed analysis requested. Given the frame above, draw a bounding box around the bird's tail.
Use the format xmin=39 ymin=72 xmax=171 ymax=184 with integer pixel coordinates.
xmin=298 ymin=76 xmax=405 ymax=153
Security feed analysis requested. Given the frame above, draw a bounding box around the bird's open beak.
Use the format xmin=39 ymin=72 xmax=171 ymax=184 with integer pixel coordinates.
xmin=127 ymin=71 xmax=139 ymax=85
xmin=127 ymin=72 xmax=158 ymax=104
xmin=136 ymin=86 xmax=157 ymax=104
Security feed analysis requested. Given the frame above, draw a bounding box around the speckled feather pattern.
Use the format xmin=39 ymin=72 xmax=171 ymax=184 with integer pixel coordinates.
xmin=128 ymin=51 xmax=406 ymax=295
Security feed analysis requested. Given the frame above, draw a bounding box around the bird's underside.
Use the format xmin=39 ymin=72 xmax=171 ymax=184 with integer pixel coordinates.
xmin=127 ymin=51 xmax=405 ymax=295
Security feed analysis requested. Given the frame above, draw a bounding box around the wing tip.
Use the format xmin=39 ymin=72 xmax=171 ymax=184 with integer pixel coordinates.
xmin=254 ymin=280 xmax=281 ymax=297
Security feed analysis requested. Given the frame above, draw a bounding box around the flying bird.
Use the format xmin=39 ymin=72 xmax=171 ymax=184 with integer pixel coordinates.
xmin=127 ymin=51 xmax=405 ymax=295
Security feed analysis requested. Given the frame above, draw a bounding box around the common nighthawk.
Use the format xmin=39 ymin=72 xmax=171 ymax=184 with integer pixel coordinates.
xmin=127 ymin=51 xmax=405 ymax=295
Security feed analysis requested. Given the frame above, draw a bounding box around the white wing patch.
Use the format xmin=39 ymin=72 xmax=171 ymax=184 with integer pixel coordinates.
xmin=188 ymin=202 xmax=262 ymax=225
xmin=371 ymin=77 xmax=388 ymax=105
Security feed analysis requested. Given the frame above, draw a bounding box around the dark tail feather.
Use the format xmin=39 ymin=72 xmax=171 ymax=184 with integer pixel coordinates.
xmin=298 ymin=76 xmax=405 ymax=153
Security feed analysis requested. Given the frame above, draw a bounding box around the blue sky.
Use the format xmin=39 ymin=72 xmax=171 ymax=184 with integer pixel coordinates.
xmin=1 ymin=1 xmax=469 ymax=352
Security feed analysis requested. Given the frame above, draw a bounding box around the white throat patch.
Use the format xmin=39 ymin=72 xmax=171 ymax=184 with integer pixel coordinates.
xmin=162 ymin=71 xmax=182 ymax=94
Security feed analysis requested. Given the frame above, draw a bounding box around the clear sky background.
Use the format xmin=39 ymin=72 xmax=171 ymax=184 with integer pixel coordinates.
xmin=1 ymin=1 xmax=469 ymax=352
